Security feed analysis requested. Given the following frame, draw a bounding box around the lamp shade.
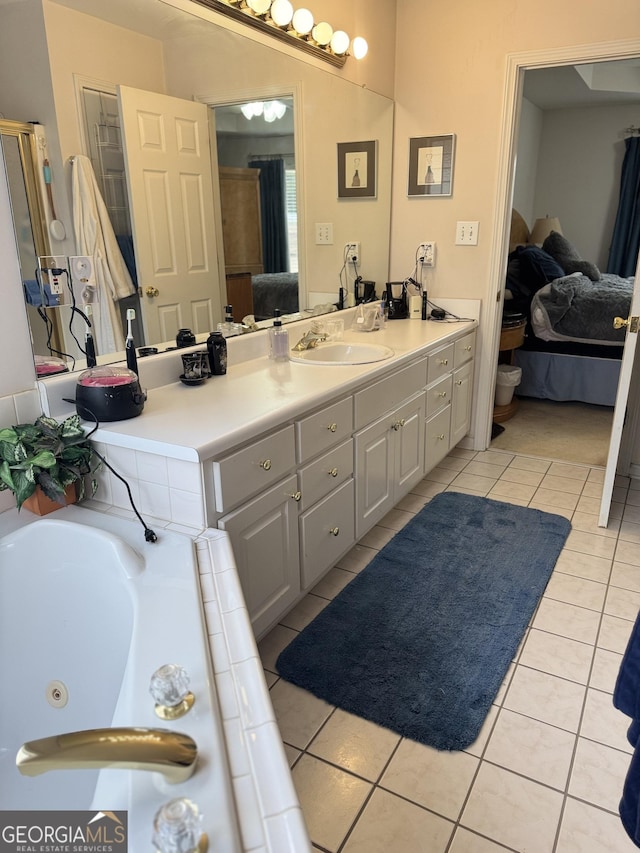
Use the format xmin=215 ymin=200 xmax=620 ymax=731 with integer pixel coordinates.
xmin=530 ymin=216 xmax=563 ymax=246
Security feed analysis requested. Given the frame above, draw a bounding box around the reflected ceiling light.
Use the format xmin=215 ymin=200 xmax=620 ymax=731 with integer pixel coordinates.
xmin=270 ymin=0 xmax=293 ymax=27
xmin=312 ymin=21 xmax=333 ymax=46
xmin=240 ymin=101 xmax=265 ymax=119
xmin=329 ymin=30 xmax=350 ymax=56
xmin=263 ymin=100 xmax=287 ymax=121
xmin=291 ymin=8 xmax=313 ymax=36
xmin=240 ymin=100 xmax=286 ymax=122
xmin=351 ymin=36 xmax=368 ymax=60
xmin=188 ymin=1 xmax=368 ymax=67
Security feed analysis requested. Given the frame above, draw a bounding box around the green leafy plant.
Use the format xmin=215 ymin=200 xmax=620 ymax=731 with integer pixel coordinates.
xmin=0 ymin=414 xmax=99 ymax=510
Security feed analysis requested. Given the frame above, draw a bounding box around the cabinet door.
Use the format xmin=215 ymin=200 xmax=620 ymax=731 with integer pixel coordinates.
xmin=394 ymin=392 xmax=425 ymax=496
xmin=451 ymin=360 xmax=474 ymax=448
xmin=355 ymin=414 xmax=395 ymax=539
xmin=218 ymin=474 xmax=300 ymax=638
xmin=300 ymin=479 xmax=355 ymax=590
xmin=426 ymin=406 xmax=451 ymax=472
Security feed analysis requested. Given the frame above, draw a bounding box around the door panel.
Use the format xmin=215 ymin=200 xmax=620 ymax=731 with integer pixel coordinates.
xmin=118 ymin=86 xmax=221 ymax=345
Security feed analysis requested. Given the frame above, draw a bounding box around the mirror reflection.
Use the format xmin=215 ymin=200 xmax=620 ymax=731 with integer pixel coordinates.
xmin=0 ymin=0 xmax=394 ymax=378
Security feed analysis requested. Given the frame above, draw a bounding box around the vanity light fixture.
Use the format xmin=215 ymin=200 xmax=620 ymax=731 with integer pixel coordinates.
xmin=189 ymin=0 xmax=368 ymax=67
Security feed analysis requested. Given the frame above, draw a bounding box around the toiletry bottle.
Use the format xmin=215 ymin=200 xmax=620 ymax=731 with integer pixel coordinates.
xmin=269 ymin=309 xmax=289 ymax=361
xmin=206 ymin=330 xmax=227 ymax=375
xmin=84 ymin=304 xmax=97 ymax=367
xmin=421 ymin=291 xmax=428 ymax=320
xmin=217 ymin=305 xmax=237 ymax=337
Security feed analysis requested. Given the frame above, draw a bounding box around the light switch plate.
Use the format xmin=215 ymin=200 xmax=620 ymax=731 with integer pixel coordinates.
xmin=315 ymin=222 xmax=333 ymax=244
xmin=455 ymin=221 xmax=479 ymax=245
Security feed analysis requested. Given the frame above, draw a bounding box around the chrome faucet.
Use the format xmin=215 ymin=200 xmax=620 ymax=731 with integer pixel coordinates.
xmin=292 ymin=330 xmax=327 ymax=351
xmin=16 ymin=727 xmax=197 ymax=784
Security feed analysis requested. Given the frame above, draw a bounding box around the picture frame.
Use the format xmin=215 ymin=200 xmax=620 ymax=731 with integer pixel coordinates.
xmin=337 ymin=140 xmax=377 ymax=199
xmin=407 ymin=134 xmax=455 ymax=197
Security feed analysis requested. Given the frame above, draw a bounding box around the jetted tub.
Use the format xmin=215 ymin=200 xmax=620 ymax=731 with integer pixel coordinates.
xmin=0 ymin=508 xmax=242 ymax=851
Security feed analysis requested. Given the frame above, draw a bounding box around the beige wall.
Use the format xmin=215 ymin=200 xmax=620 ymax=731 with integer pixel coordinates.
xmin=390 ymin=0 xmax=640 ymax=446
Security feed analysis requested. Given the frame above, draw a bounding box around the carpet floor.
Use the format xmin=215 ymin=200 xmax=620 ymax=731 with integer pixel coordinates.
xmin=491 ymin=397 xmax=613 ymax=466
xmin=276 ymin=492 xmax=571 ymax=751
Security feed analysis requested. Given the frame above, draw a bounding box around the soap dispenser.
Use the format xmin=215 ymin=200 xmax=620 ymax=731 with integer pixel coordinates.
xmin=268 ymin=310 xmax=289 ymax=361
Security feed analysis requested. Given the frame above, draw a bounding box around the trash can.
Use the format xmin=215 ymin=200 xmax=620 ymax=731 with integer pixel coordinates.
xmin=495 ymin=364 xmax=522 ymax=406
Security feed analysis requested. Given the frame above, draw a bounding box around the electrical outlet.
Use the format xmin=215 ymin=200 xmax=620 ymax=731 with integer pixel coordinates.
xmin=455 ymin=221 xmax=479 ymax=245
xmin=345 ymin=242 xmax=360 ymax=265
xmin=315 ymin=222 xmax=333 ymax=244
xmin=418 ymin=242 xmax=436 ymax=267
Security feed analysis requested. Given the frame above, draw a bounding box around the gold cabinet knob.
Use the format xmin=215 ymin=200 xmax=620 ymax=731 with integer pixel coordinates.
xmin=464 ymin=345 xmax=472 ymax=351
xmin=392 ymin=418 xmax=406 ymax=431
xmin=329 ymin=527 xmax=340 ymax=536
xmin=327 ymin=423 xmax=338 ymax=432
xmin=438 ymin=391 xmax=448 ymax=398
xmin=328 ymin=467 xmax=338 ymax=477
xmin=145 ymin=286 xmax=160 ymax=298
xmin=259 ymin=459 xmax=272 ymax=471
xmin=437 ymin=433 xmax=446 ymax=440
xmin=438 ymin=358 xmax=449 ymax=366
xmin=614 ymin=316 xmax=629 ymax=329
xmin=288 ymin=490 xmax=302 ymax=502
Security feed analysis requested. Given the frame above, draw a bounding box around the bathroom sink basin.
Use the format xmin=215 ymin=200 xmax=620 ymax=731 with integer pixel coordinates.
xmin=290 ymin=342 xmax=394 ymax=365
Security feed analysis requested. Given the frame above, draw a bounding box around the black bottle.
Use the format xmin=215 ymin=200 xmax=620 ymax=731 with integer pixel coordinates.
xmin=206 ymin=330 xmax=227 ymax=375
xmin=421 ymin=291 xmax=428 ymax=320
xmin=176 ymin=328 xmax=196 ymax=348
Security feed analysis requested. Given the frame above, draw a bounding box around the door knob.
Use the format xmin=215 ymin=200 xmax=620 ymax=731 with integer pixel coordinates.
xmin=614 ymin=316 xmax=639 ymax=332
xmin=146 ymin=286 xmax=160 ymax=298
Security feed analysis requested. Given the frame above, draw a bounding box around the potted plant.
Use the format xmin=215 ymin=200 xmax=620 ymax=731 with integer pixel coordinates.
xmin=0 ymin=414 xmax=99 ymax=513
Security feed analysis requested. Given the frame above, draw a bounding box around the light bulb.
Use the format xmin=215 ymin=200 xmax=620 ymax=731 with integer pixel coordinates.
xmin=312 ymin=21 xmax=333 ymax=46
xmin=240 ymin=103 xmax=255 ymax=119
xmin=330 ymin=30 xmax=350 ymax=55
xmin=292 ymin=8 xmax=313 ymax=35
xmin=263 ymin=100 xmax=286 ymax=122
xmin=270 ymin=0 xmax=293 ymax=26
xmin=352 ymin=36 xmax=368 ymax=60
xmin=247 ymin=0 xmax=271 ymax=13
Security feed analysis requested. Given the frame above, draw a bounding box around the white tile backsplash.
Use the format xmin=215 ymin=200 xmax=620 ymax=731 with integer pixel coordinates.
xmin=13 ymin=389 xmax=43 ymax=423
xmin=0 ymin=395 xmax=17 ymax=427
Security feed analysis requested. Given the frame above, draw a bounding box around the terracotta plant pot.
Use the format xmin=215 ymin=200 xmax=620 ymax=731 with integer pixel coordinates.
xmin=22 ymin=484 xmax=77 ymax=516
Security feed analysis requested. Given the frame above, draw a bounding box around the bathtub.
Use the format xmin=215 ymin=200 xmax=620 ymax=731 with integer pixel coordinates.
xmin=0 ymin=507 xmax=242 ymax=851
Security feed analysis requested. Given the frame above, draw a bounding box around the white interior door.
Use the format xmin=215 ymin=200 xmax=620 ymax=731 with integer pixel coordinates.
xmin=599 ymin=252 xmax=640 ymax=527
xmin=118 ymin=86 xmax=221 ymax=345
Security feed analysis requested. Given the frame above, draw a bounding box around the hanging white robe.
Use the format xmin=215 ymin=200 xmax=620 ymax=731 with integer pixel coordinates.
xmin=71 ymin=154 xmax=135 ymax=354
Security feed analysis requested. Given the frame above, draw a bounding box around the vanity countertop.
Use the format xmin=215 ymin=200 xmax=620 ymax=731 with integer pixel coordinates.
xmin=85 ymin=317 xmax=477 ymax=462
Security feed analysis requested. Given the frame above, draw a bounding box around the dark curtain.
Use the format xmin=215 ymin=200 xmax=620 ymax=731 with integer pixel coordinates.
xmin=248 ymin=158 xmax=288 ymax=273
xmin=608 ymin=136 xmax=640 ymax=277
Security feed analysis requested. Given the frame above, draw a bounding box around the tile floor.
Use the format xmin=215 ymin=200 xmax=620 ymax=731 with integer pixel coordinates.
xmin=258 ymin=447 xmax=640 ymax=853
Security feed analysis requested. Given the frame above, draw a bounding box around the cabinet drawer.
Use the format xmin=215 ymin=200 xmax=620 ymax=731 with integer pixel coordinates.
xmin=425 ymin=406 xmax=451 ymax=471
xmin=354 ymin=358 xmax=426 ymax=430
xmin=454 ymin=332 xmax=476 ymax=368
xmin=426 ymin=373 xmax=453 ymax=418
xmin=298 ymin=438 xmax=353 ymax=511
xmin=300 ymin=478 xmax=355 ymax=590
xmin=296 ymin=397 xmax=353 ymax=464
xmin=213 ymin=424 xmax=296 ymax=512
xmin=427 ymin=343 xmax=455 ymax=385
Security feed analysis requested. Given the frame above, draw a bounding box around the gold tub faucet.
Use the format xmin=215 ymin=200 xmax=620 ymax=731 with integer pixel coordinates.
xmin=16 ymin=727 xmax=197 ymax=784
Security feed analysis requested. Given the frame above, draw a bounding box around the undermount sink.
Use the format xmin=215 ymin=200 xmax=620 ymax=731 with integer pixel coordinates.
xmin=289 ymin=342 xmax=395 ymax=365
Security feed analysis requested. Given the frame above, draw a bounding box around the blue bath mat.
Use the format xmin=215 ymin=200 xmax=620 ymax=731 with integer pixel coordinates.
xmin=276 ymin=492 xmax=571 ymax=751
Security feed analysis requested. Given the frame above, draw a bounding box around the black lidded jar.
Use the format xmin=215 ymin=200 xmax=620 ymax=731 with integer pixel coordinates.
xmin=206 ymin=330 xmax=227 ymax=375
xmin=176 ymin=328 xmax=196 ymax=348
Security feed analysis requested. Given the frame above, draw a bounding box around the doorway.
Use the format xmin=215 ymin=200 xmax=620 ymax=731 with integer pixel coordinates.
xmin=486 ymin=45 xmax=640 ymax=474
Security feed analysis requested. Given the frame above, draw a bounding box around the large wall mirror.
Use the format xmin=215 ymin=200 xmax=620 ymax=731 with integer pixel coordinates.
xmin=0 ymin=0 xmax=394 ymax=377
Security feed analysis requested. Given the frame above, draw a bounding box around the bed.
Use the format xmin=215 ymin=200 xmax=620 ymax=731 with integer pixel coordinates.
xmin=504 ymin=224 xmax=632 ymax=407
xmin=225 ymin=271 xmax=299 ymax=322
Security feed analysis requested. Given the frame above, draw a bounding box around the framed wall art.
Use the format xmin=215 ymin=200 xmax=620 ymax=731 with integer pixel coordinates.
xmin=407 ymin=134 xmax=455 ymax=197
xmin=337 ymin=140 xmax=377 ymax=199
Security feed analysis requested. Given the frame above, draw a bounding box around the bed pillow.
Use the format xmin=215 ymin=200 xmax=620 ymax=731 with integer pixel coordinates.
xmin=542 ymin=231 xmax=601 ymax=281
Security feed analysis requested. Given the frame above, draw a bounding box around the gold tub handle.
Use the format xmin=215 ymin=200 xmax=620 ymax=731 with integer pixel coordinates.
xmin=16 ymin=727 xmax=197 ymax=784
